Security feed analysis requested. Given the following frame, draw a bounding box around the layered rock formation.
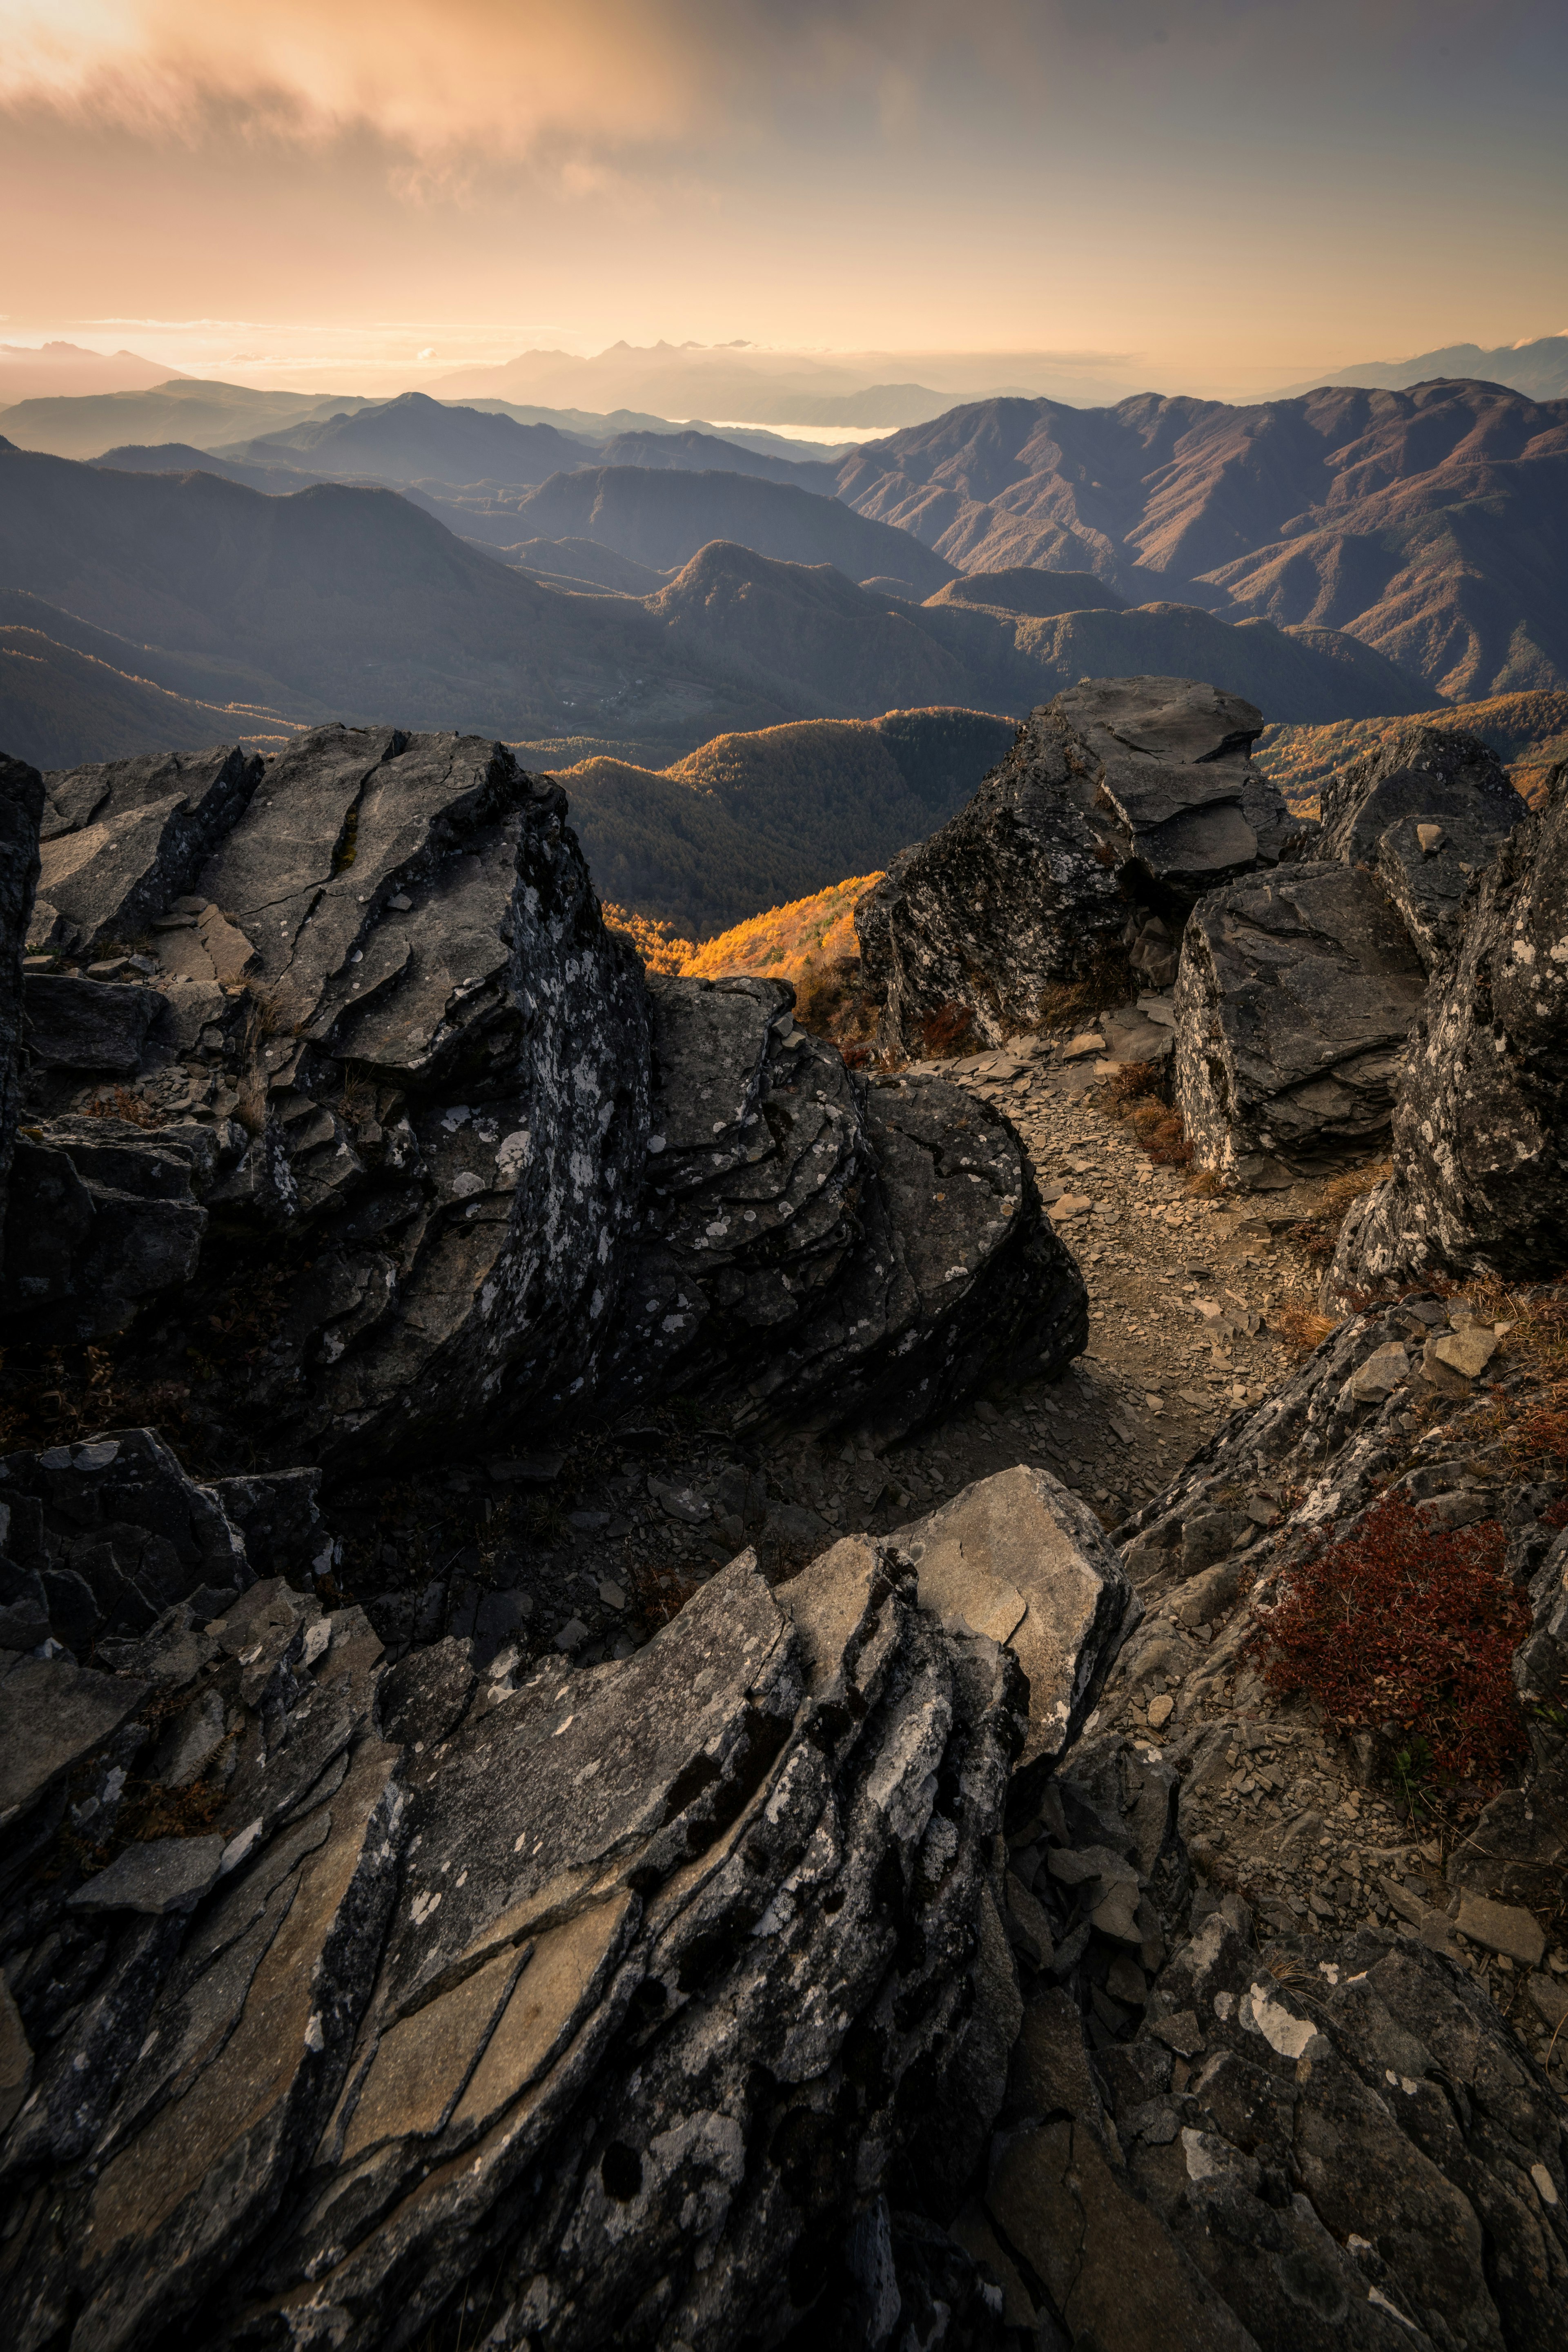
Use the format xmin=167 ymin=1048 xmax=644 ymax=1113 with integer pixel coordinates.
xmin=1329 ymin=761 xmax=1568 ymax=1295
xmin=0 ymin=1438 xmax=1140 ymax=2352
xmin=7 ymin=728 xmax=1085 ymax=1464
xmin=858 ymin=678 xmax=1298 ymax=1061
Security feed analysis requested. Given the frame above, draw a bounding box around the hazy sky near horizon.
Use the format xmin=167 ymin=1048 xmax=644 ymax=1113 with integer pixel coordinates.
xmin=2 ymin=0 xmax=1564 ymax=398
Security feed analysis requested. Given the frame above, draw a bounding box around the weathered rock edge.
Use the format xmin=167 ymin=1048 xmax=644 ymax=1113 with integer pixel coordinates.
xmin=1329 ymin=760 xmax=1568 ymax=1297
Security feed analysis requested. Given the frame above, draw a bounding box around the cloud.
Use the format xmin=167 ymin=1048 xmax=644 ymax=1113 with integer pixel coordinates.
xmin=0 ymin=0 xmax=1538 ymax=168
xmin=0 ymin=1 xmax=951 ymax=158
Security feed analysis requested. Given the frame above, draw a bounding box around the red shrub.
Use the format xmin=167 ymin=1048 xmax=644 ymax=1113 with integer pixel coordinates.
xmin=1247 ymin=1497 xmax=1530 ymax=1789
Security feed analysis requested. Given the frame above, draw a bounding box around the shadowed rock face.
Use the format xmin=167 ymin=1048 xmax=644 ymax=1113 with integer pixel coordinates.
xmin=1308 ymin=723 xmax=1528 ymax=970
xmin=1329 ymin=763 xmax=1568 ymax=1295
xmin=1174 ymin=863 xmax=1429 ymax=1187
xmin=856 ymin=678 xmax=1294 ymax=1060
xmin=3 ymin=725 xmax=1087 ymax=1464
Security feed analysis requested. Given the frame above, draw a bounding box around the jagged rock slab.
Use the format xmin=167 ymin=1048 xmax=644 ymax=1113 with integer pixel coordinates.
xmin=857 ymin=679 xmax=1293 ymax=1060
xmin=893 ymin=1463 xmax=1137 ymax=1775
xmin=853 ymin=713 xmax=1127 ymax=1057
xmin=36 ymin=747 xmax=263 ymax=959
xmin=0 ymin=751 xmax=45 ymax=1275
xmin=0 ymin=1425 xmax=253 ymax=1655
xmin=1175 ymin=862 xmax=1429 ymax=1185
xmin=1308 ymin=724 xmax=1528 ymax=969
xmin=0 ymin=1445 xmax=1027 ymax=2352
xmin=1051 ymin=675 xmax=1294 ymax=886
xmin=1330 ymin=765 xmax=1568 ymax=1295
xmin=9 ymin=727 xmax=655 ymax=1467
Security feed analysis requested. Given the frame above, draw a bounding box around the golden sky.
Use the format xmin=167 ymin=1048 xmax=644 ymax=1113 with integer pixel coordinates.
xmin=2 ymin=0 xmax=1564 ymax=399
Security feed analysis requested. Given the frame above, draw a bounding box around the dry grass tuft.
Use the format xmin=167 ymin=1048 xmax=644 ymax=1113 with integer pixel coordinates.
xmin=1286 ymin=1161 xmax=1392 ymax=1263
xmin=1269 ymin=1302 xmax=1337 ymax=1357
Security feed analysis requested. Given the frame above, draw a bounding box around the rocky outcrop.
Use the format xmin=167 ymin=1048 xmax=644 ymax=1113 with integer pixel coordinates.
xmin=1309 ymin=724 xmax=1528 ymax=970
xmin=1174 ymin=863 xmax=1428 ymax=1185
xmin=857 ymin=678 xmax=1295 ymax=1059
xmin=0 ymin=751 xmax=45 ymax=1272
xmin=1 ymin=1442 xmax=1121 ymax=2352
xmin=1330 ymin=763 xmax=1568 ymax=1295
xmin=976 ymin=1895 xmax=1568 ymax=2352
xmin=4 ymin=726 xmax=1087 ymax=1465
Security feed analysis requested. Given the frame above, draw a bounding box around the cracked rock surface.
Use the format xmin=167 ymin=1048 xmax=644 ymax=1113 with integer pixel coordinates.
xmin=1307 ymin=724 xmax=1528 ymax=971
xmin=1175 ymin=863 xmax=1428 ymax=1186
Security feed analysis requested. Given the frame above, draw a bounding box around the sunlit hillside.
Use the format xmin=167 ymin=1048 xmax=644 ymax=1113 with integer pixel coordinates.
xmin=1255 ymin=689 xmax=1568 ymax=814
xmin=603 ymin=871 xmax=880 ymax=983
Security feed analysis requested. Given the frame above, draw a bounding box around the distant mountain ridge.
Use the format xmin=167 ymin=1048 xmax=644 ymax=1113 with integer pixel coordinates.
xmin=217 ymin=390 xmax=600 ymax=485
xmin=833 ymin=380 xmax=1568 ymax=699
xmin=1282 ymin=332 xmax=1568 ymax=402
xmin=0 ymin=444 xmax=1432 ymax=766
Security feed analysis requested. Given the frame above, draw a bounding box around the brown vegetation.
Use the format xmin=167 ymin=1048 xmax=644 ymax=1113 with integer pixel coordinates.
xmin=1248 ymin=1497 xmax=1529 ymax=1793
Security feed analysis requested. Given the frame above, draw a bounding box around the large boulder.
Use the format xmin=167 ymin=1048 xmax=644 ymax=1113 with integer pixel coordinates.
xmin=1309 ymin=724 xmax=1528 ymax=970
xmin=0 ymin=1446 xmax=1029 ymax=2352
xmin=0 ymin=752 xmax=45 ymax=1275
xmin=2 ymin=727 xmax=1086 ymax=1468
xmin=1175 ymin=862 xmax=1428 ymax=1185
xmin=597 ymin=980 xmax=1088 ymax=1439
xmin=858 ymin=678 xmax=1294 ymax=1059
xmin=1330 ymin=763 xmax=1568 ymax=1294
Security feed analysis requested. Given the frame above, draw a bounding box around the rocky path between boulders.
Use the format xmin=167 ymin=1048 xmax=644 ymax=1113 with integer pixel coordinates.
xmin=343 ymin=1005 xmax=1566 ymax=2118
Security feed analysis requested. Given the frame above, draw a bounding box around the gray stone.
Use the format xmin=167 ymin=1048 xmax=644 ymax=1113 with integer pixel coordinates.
xmin=70 ymin=1834 xmax=225 ymax=1915
xmin=0 ymin=1425 xmax=252 ymax=1647
xmin=36 ymin=746 xmax=262 ymax=958
xmin=1454 ymin=1891 xmax=1546 ymax=1968
xmin=1175 ymin=862 xmax=1428 ymax=1183
xmin=22 ymin=974 xmax=168 ymax=1071
xmin=1347 ymin=1338 xmax=1410 ymax=1403
xmin=1 ymin=1118 xmax=218 ymax=1342
xmin=894 ymin=1464 xmax=1135 ymax=1774
xmin=1330 ymin=764 xmax=1568 ymax=1295
xmin=1309 ymin=724 xmax=1527 ymax=969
